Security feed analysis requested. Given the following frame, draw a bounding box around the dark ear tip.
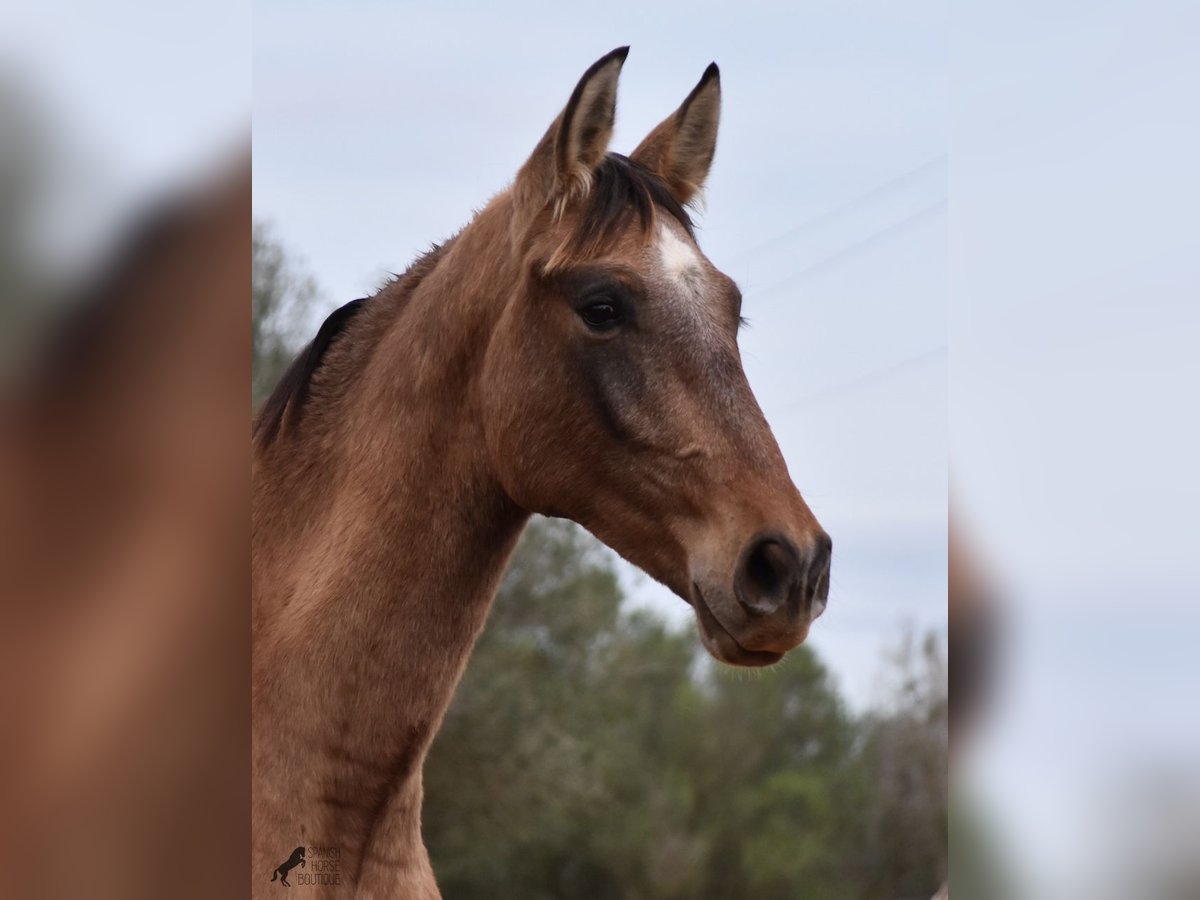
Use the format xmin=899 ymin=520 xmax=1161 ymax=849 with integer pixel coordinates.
xmin=571 ymin=47 xmax=630 ymax=102
xmin=580 ymin=46 xmax=629 ymax=82
xmin=605 ymin=46 xmax=631 ymax=65
xmin=701 ymin=61 xmax=720 ymax=84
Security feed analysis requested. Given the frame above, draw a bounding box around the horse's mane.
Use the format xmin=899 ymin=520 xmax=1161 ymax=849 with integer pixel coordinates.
xmin=253 ymin=154 xmax=691 ymax=447
xmin=252 ymin=296 xmax=367 ymax=446
xmin=252 ymin=242 xmax=448 ymax=446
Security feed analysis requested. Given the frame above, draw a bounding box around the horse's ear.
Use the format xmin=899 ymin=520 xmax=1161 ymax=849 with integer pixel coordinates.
xmin=512 ymin=46 xmax=628 ymax=241
xmin=630 ymin=63 xmax=721 ymax=206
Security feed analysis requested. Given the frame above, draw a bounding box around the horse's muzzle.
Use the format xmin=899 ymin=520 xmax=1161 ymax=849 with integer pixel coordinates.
xmin=689 ymin=530 xmax=831 ymax=666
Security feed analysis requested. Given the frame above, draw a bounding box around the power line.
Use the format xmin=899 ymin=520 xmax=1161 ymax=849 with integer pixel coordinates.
xmin=732 ymin=155 xmax=946 ymax=264
xmin=767 ymin=345 xmax=947 ymax=416
xmin=751 ymin=199 xmax=947 ymax=307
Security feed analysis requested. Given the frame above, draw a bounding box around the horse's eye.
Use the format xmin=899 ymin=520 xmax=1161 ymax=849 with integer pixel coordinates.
xmin=580 ymin=301 xmax=620 ymax=330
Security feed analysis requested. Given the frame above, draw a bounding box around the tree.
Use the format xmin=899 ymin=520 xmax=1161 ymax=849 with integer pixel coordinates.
xmin=854 ymin=632 xmax=949 ymax=898
xmin=252 ymin=222 xmax=320 ymax=407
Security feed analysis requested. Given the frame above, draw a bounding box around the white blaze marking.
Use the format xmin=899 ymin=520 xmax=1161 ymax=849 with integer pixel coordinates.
xmin=657 ymin=223 xmax=702 ymax=287
xmin=654 ymin=221 xmax=721 ymax=342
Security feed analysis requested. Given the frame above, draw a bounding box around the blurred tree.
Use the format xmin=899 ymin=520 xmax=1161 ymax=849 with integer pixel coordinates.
xmin=854 ymin=632 xmax=949 ymax=899
xmin=252 ymin=221 xmax=319 ymax=407
xmin=0 ymin=85 xmax=58 ymax=374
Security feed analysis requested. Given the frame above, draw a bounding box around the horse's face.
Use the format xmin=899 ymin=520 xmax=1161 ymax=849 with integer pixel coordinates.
xmin=482 ymin=50 xmax=830 ymax=666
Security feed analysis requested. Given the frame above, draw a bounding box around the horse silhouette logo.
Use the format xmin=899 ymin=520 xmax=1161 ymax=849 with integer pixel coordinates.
xmin=270 ymin=846 xmax=306 ymax=887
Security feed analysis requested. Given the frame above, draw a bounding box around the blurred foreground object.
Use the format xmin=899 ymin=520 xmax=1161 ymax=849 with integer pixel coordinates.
xmin=0 ymin=164 xmax=250 ymax=899
xmin=951 ymin=1 xmax=1200 ymax=896
xmin=948 ymin=520 xmax=996 ymax=755
xmin=946 ymin=519 xmax=1010 ymax=900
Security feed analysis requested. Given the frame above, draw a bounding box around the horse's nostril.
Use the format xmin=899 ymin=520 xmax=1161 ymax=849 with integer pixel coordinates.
xmin=736 ymin=537 xmax=799 ymax=615
xmin=808 ymin=531 xmax=833 ymax=618
xmin=735 ymin=532 xmax=832 ymax=619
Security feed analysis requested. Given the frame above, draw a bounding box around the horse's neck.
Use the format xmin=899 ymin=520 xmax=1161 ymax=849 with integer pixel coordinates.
xmin=252 ymin=224 xmax=528 ymax=890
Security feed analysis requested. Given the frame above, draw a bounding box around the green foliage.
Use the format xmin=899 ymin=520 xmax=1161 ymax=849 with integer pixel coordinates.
xmin=252 ymin=222 xmax=319 ymax=408
xmin=854 ymin=634 xmax=950 ymax=897
xmin=424 ymin=519 xmax=948 ymax=899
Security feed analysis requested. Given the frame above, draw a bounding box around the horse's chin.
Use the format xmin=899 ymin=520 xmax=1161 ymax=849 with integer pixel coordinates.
xmin=688 ymin=586 xmax=789 ymax=668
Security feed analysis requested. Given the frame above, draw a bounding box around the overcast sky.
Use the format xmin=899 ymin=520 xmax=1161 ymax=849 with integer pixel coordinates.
xmin=252 ymin=0 xmax=949 ymax=711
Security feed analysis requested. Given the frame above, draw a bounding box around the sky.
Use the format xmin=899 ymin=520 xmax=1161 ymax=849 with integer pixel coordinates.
xmin=251 ymin=0 xmax=950 ymax=712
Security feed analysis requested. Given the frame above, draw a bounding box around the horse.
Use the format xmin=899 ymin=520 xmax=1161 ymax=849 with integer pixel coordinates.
xmin=252 ymin=47 xmax=831 ymax=898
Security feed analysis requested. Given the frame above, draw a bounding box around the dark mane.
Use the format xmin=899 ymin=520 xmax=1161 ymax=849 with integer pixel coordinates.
xmin=252 ymin=296 xmax=368 ymax=446
xmin=567 ymin=153 xmax=695 ymax=256
xmin=253 ymin=242 xmax=449 ymax=446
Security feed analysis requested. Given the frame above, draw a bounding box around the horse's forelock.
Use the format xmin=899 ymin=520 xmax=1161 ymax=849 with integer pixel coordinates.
xmin=548 ymin=154 xmax=694 ymax=269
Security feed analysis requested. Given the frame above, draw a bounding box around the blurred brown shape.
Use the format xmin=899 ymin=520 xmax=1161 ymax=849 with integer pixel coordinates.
xmin=949 ymin=518 xmax=997 ymax=754
xmin=946 ymin=513 xmax=1005 ymax=900
xmin=0 ymin=161 xmax=250 ymax=900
